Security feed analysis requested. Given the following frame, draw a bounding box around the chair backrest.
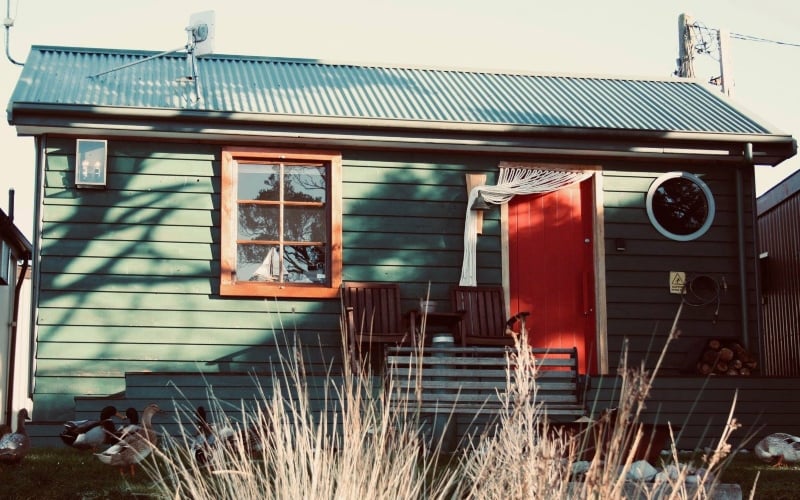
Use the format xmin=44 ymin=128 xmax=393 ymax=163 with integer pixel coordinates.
xmin=343 ymin=282 xmax=404 ymax=335
xmin=451 ymin=286 xmax=508 ymax=342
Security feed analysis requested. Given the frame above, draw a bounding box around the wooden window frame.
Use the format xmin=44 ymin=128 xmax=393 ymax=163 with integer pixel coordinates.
xmin=221 ymin=147 xmax=342 ymax=298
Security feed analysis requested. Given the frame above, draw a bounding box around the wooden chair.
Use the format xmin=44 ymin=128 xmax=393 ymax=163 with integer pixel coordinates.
xmin=343 ymin=282 xmax=411 ymax=372
xmin=450 ymin=285 xmax=529 ymax=347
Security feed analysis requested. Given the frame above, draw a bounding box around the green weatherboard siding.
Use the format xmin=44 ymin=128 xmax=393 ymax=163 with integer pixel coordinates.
xmin=34 ymin=138 xmax=493 ymax=421
xmin=33 ymin=138 xmax=759 ymax=425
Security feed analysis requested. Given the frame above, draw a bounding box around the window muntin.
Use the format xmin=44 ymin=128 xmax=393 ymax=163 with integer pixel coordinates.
xmin=221 ymin=148 xmax=342 ymax=298
xmin=646 ymin=171 xmax=715 ymax=241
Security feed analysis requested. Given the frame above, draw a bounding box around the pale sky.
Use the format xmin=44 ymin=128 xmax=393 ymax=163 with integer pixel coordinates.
xmin=2 ymin=0 xmax=799 ymax=239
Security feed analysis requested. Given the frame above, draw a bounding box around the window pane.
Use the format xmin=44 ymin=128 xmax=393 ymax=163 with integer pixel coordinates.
xmin=652 ymin=178 xmax=709 ymax=235
xmin=284 ymin=245 xmax=326 ymax=284
xmin=237 ymin=244 xmax=281 ymax=282
xmin=238 ymin=163 xmax=280 ymax=201
xmin=285 ymin=165 xmax=326 ymax=203
xmin=284 ymin=206 xmax=326 ymax=242
xmin=221 ymin=147 xmax=341 ymax=297
xmin=238 ymin=204 xmax=279 ymax=241
xmin=646 ymin=172 xmax=715 ymax=242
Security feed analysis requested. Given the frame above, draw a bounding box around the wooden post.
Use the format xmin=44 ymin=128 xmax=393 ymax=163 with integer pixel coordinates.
xmin=465 ymin=173 xmax=486 ymax=234
xmin=676 ymin=13 xmax=695 ymax=78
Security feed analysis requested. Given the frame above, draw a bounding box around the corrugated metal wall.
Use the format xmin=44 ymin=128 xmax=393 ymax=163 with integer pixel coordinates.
xmin=759 ymin=188 xmax=800 ymax=375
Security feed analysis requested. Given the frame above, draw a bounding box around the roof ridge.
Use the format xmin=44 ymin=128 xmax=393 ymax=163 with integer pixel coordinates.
xmin=30 ymin=44 xmax=696 ymax=83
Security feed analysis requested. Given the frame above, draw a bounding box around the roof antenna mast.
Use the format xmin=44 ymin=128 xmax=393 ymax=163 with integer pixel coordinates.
xmin=89 ymin=11 xmax=215 ymax=102
xmin=4 ymin=0 xmax=24 ymax=66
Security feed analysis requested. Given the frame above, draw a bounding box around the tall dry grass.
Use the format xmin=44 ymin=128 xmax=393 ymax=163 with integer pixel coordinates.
xmin=457 ymin=309 xmax=742 ymax=500
xmin=143 ymin=304 xmax=744 ymax=499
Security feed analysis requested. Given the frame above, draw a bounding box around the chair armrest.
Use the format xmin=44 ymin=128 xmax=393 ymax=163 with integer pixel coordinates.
xmin=505 ymin=311 xmax=530 ymax=330
xmin=345 ymin=306 xmax=356 ymax=336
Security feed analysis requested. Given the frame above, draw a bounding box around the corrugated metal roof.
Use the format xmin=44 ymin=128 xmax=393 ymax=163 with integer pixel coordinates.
xmin=757 ymin=169 xmax=800 ymax=214
xmin=8 ymin=45 xmax=775 ymax=135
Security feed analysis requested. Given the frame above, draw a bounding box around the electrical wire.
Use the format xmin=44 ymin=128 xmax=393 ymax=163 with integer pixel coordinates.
xmin=730 ymin=32 xmax=800 ymax=48
xmin=691 ymin=19 xmax=800 ymax=50
xmin=685 ymin=20 xmax=800 ymax=87
xmin=690 ymin=22 xmax=720 ymax=62
xmin=681 ymin=275 xmax=724 ymax=324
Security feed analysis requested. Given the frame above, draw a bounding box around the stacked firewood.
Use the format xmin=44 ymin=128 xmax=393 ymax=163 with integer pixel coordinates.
xmin=696 ymin=338 xmax=757 ymax=376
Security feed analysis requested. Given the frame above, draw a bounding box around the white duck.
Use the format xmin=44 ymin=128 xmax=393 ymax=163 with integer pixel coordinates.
xmin=0 ymin=408 xmax=31 ymax=463
xmin=95 ymin=403 xmax=161 ymax=476
xmin=754 ymin=433 xmax=800 ymax=466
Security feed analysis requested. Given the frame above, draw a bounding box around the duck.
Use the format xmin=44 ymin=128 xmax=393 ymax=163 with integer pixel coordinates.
xmin=0 ymin=408 xmax=31 ymax=463
xmin=112 ymin=407 xmax=139 ymax=442
xmin=60 ymin=405 xmax=126 ymax=450
xmin=191 ymin=405 xmax=236 ymax=466
xmin=754 ymin=433 xmax=800 ymax=466
xmin=191 ymin=405 xmax=214 ymax=465
xmin=95 ymin=403 xmax=161 ymax=476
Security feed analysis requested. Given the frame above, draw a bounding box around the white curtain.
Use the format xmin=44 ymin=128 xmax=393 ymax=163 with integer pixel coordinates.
xmin=459 ymin=166 xmax=592 ymax=286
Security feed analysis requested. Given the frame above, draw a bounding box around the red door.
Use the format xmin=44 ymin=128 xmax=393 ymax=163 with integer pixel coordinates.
xmin=508 ymin=178 xmax=596 ymax=374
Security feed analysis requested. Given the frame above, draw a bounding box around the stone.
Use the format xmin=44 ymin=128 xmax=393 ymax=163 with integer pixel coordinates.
xmin=627 ymin=460 xmax=658 ymax=481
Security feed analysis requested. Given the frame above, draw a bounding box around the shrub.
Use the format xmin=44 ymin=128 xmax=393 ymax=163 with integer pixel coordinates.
xmin=145 ymin=305 xmax=742 ymax=499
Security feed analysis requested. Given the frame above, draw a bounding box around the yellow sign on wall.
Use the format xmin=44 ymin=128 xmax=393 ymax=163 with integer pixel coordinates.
xmin=670 ymin=271 xmax=686 ymax=294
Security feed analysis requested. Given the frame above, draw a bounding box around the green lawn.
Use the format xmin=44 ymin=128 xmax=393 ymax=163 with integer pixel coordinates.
xmin=717 ymin=452 xmax=800 ymax=500
xmin=2 ymin=447 xmax=800 ymax=499
xmin=0 ymin=448 xmax=160 ymax=499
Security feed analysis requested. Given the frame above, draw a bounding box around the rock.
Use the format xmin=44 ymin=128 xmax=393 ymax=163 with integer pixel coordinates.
xmin=658 ymin=464 xmax=683 ymax=480
xmin=571 ymin=460 xmax=591 ymax=475
xmin=627 ymin=460 xmax=658 ymax=481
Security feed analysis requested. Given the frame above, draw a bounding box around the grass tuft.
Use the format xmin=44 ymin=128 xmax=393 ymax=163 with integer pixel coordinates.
xmin=4 ymin=304 xmax=796 ymax=498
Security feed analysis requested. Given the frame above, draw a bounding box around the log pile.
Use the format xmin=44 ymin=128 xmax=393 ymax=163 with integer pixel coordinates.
xmin=696 ymin=338 xmax=757 ymax=376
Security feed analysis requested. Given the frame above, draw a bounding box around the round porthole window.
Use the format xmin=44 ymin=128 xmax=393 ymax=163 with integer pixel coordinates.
xmin=646 ymin=172 xmax=715 ymax=241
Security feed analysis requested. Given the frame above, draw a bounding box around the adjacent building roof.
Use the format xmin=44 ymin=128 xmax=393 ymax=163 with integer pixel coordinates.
xmin=757 ymin=169 xmax=800 ymax=215
xmin=7 ymin=45 xmax=797 ymax=165
xmin=0 ymin=208 xmax=32 ymax=260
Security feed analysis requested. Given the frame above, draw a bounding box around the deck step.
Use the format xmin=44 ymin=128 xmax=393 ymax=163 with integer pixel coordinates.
xmin=26 ymin=421 xmax=69 ymax=448
xmin=31 ymin=371 xmax=378 ymax=445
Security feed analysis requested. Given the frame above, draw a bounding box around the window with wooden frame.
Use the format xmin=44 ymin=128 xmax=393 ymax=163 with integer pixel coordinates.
xmin=221 ymin=147 xmax=342 ymax=298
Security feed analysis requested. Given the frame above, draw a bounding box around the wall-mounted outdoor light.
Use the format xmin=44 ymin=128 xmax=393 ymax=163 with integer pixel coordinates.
xmin=465 ymin=173 xmax=487 ymax=234
xmin=76 ymin=139 xmax=108 ymax=188
xmin=470 ymin=192 xmax=491 ymax=211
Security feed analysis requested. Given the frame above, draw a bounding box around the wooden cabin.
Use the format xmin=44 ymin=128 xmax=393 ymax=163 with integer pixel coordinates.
xmin=6 ymin=45 xmax=798 ymax=449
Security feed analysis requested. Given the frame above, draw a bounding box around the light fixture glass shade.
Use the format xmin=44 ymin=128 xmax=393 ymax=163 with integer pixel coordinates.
xmin=471 ymin=193 xmax=491 ymax=211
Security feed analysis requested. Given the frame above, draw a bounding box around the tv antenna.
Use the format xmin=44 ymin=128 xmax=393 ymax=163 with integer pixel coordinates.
xmin=90 ymin=11 xmax=215 ymax=102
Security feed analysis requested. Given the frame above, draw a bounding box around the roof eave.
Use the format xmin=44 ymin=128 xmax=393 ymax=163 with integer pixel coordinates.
xmin=9 ymin=103 xmax=797 ymax=166
xmin=0 ymin=209 xmax=32 ymax=260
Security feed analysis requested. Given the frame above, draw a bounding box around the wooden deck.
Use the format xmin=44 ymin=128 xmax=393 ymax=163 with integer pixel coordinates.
xmin=587 ymin=374 xmax=797 ymax=451
xmin=386 ymin=346 xmax=586 ymax=420
xmin=26 ymin=370 xmax=800 ymax=453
